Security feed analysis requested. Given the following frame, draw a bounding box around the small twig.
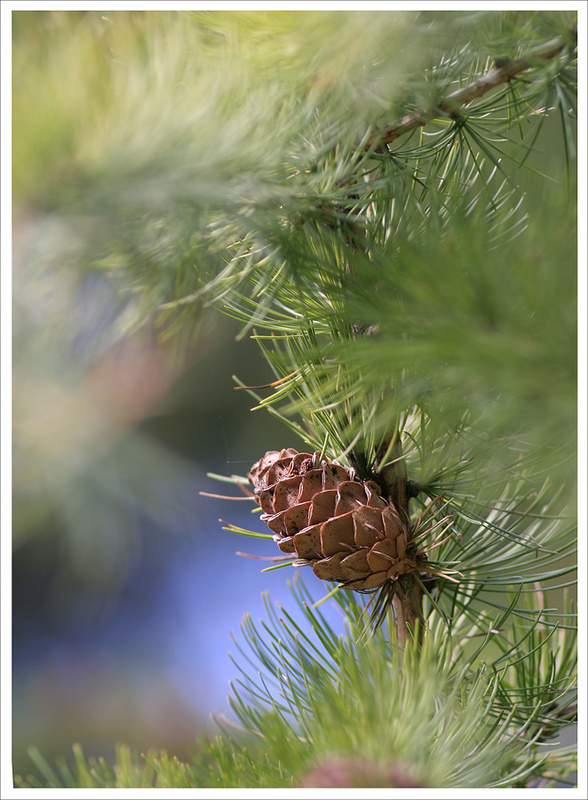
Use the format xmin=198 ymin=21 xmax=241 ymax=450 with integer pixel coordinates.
xmin=365 ymin=32 xmax=575 ymax=152
xmin=376 ymin=433 xmax=409 ymax=520
xmin=392 ymin=577 xmax=424 ymax=649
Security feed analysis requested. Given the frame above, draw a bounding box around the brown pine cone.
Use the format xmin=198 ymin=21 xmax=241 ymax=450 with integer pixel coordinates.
xmin=300 ymin=757 xmax=426 ymax=789
xmin=248 ymin=449 xmax=424 ymax=591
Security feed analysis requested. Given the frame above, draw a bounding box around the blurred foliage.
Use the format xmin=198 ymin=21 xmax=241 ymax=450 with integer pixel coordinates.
xmin=12 ymin=662 xmax=208 ymax=784
xmin=15 ymin=579 xmax=577 ymax=789
xmin=11 ymin=8 xmax=426 ymax=565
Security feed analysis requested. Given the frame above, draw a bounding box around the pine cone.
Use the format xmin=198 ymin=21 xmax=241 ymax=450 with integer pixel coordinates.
xmin=248 ymin=449 xmax=423 ymax=591
xmin=300 ymin=758 xmax=426 ymax=789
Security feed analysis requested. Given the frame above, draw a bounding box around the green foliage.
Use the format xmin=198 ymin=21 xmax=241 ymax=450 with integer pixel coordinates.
xmin=14 ymin=9 xmax=576 ymax=351
xmin=13 ymin=8 xmax=577 ymax=790
xmin=15 ymin=743 xmax=196 ymax=789
xmin=174 ymin=12 xmax=576 ymax=500
xmin=15 ymin=579 xmax=576 ymax=789
xmin=205 ymin=581 xmax=575 ymax=789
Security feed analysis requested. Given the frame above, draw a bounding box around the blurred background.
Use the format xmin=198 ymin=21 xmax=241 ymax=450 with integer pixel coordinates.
xmin=13 ymin=300 xmax=350 ymax=776
xmin=10 ymin=8 xmax=576 ymax=782
xmin=12 ymin=301 xmax=321 ymax=776
xmin=11 ymin=9 xmax=353 ymax=779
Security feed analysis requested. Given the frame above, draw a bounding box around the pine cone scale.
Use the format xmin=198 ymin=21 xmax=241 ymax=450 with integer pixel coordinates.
xmin=312 ymin=553 xmax=347 ymax=582
xmin=298 ymin=472 xmax=325 ymax=502
xmin=368 ymin=549 xmax=394 ymax=573
xmin=274 ymin=476 xmax=303 ymax=511
xmin=320 ymin=512 xmax=356 ymax=556
xmin=277 ymin=536 xmax=296 ymax=554
xmin=362 ymin=572 xmax=389 ymax=590
xmin=283 ymin=502 xmax=312 ymax=535
xmin=341 ymin=549 xmax=370 ymax=573
xmin=352 ymin=505 xmax=385 ymax=536
xmin=309 ymin=490 xmax=337 ymax=523
xmin=335 ymin=481 xmax=369 ymax=514
xmin=293 ymin=526 xmax=323 ymax=560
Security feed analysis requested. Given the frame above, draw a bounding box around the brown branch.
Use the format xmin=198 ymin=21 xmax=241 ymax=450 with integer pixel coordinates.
xmin=392 ymin=579 xmax=423 ymax=649
xmin=366 ymin=32 xmax=575 ymax=152
xmin=376 ymin=433 xmax=425 ymax=647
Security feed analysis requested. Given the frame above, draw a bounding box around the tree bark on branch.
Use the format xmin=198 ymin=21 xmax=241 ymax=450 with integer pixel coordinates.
xmin=366 ymin=31 xmax=576 ymax=152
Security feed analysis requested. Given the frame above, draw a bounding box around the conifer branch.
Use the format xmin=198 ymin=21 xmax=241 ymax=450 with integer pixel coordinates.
xmin=366 ymin=30 xmax=576 ymax=152
xmin=12 ymin=11 xmax=576 ymax=788
xmin=376 ymin=434 xmax=425 ymax=645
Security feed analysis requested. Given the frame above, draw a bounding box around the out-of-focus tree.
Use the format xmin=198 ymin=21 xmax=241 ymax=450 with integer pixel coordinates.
xmin=12 ymin=9 xmax=577 ymax=789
